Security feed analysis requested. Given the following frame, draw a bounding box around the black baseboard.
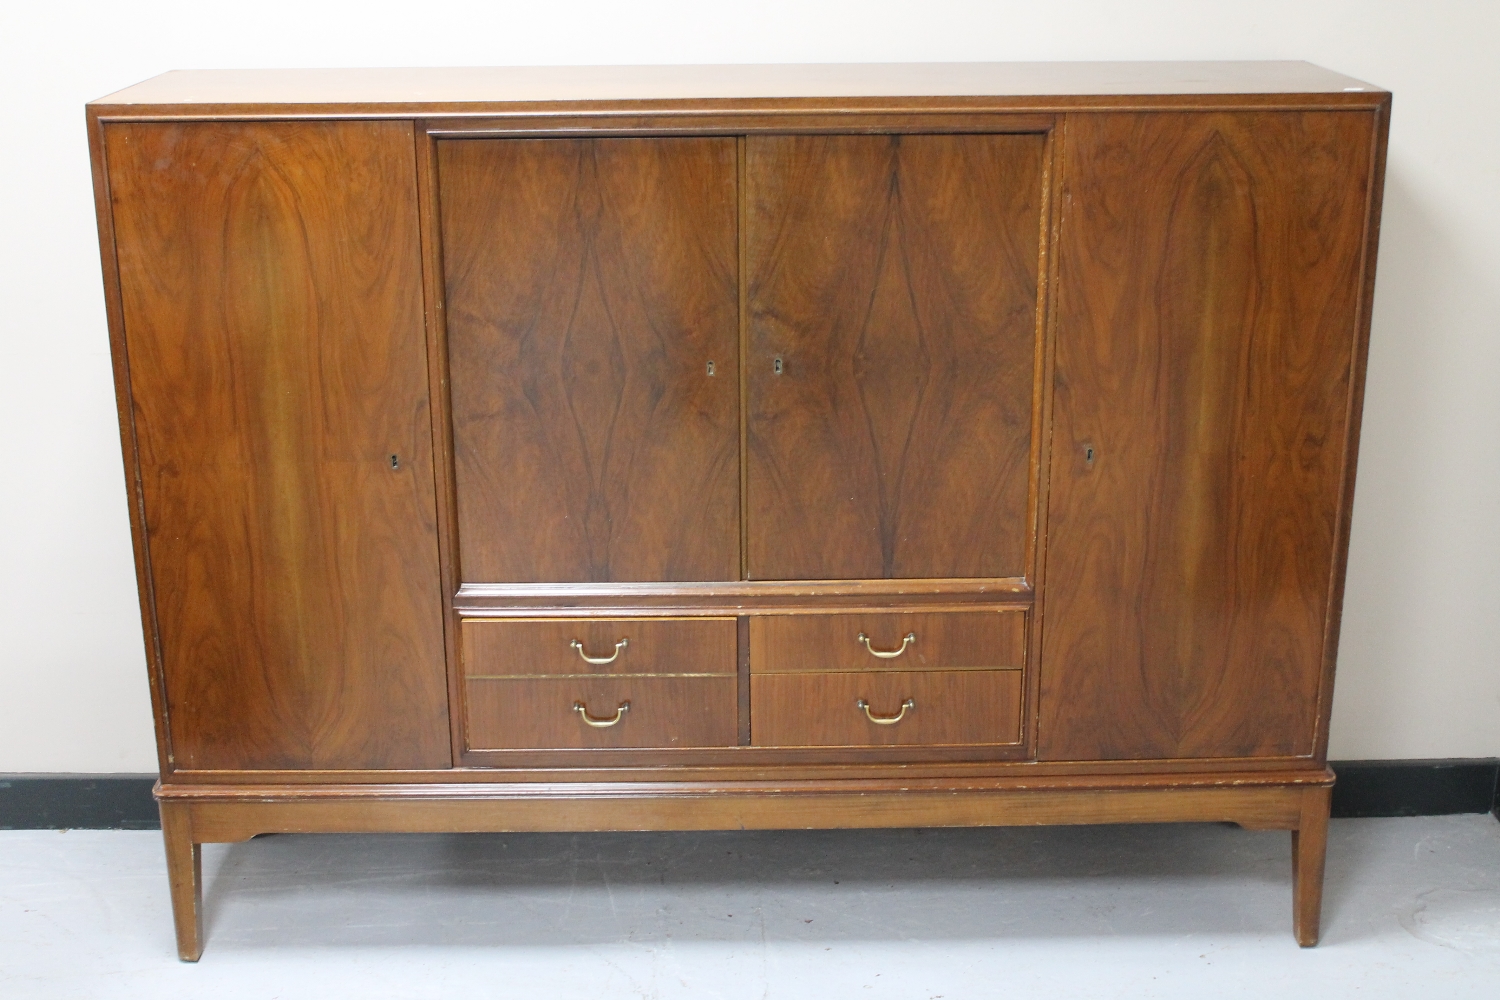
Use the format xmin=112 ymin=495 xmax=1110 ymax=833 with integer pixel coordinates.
xmin=1329 ymin=758 xmax=1499 ymax=819
xmin=2 ymin=761 xmax=1497 ymax=830
xmin=0 ymin=775 xmax=160 ymax=830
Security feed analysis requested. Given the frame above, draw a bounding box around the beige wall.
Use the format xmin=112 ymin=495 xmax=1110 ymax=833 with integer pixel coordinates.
xmin=2 ymin=0 xmax=1495 ymax=771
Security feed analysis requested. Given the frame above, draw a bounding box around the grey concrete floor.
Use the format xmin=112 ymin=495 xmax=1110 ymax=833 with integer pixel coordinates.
xmin=1 ymin=815 xmax=1497 ymax=998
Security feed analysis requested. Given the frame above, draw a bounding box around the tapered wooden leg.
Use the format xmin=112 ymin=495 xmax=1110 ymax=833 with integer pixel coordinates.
xmin=1291 ymin=785 xmax=1331 ymax=947
xmin=160 ymin=800 xmax=203 ymax=961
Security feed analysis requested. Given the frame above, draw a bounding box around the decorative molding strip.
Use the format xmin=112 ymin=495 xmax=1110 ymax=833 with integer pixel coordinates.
xmin=1 ymin=761 xmax=1495 ymax=830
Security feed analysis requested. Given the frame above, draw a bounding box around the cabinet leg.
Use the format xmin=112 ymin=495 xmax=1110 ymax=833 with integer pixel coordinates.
xmin=160 ymin=800 xmax=203 ymax=962
xmin=1291 ymin=785 xmax=1331 ymax=947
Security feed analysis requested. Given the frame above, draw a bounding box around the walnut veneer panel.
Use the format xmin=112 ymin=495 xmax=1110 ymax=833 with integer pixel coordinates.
xmin=744 ymin=133 xmax=1046 ymax=580
xmin=750 ymin=611 xmax=1026 ymax=673
xmin=1038 ymin=111 xmax=1376 ymax=761
xmin=466 ymin=676 xmax=737 ymax=749
xmin=752 ymin=670 xmax=1023 ymax=747
xmin=440 ymin=137 xmax=740 ymax=583
xmin=105 ymin=121 xmax=450 ymax=771
xmin=462 ymin=618 xmax=736 ymax=677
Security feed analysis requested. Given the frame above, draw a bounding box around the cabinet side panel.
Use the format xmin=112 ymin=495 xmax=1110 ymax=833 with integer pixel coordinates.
xmin=89 ymin=108 xmax=174 ymax=776
xmin=106 ymin=120 xmax=451 ymax=770
xmin=439 ymin=137 xmax=741 ymax=583
xmin=744 ymin=133 xmax=1047 ymax=581
xmin=1039 ymin=111 xmax=1374 ymax=761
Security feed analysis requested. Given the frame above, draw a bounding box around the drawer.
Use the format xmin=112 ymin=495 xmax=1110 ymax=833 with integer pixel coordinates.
xmin=467 ymin=675 xmax=738 ymax=749
xmin=462 ymin=617 xmax=737 ymax=678
xmin=749 ymin=611 xmax=1025 ymax=673
xmin=751 ymin=670 xmax=1023 ymax=747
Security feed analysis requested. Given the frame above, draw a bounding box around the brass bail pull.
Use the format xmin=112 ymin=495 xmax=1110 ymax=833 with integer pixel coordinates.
xmin=856 ymin=697 xmax=915 ymax=725
xmin=857 ymin=632 xmax=916 ymax=659
xmin=574 ymin=701 xmax=630 ymax=727
xmin=571 ymin=638 xmax=628 ymax=664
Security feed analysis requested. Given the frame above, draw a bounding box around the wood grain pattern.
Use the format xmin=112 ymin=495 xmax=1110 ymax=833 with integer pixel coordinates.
xmin=752 ymin=670 xmax=1022 ymax=747
xmin=466 ymin=676 xmax=737 ymax=749
xmin=106 ymin=121 xmax=450 ymax=771
xmin=454 ymin=578 xmax=1033 ymax=618
xmin=461 ymin=618 xmax=736 ymax=677
xmin=750 ymin=611 xmax=1026 ymax=673
xmin=159 ymin=800 xmax=202 ymax=961
xmin=88 ymin=107 xmax=177 ymax=778
xmin=737 ymin=616 xmax=752 ymax=745
xmin=414 ymin=125 xmax=470 ymax=768
xmin=440 ymin=137 xmax=740 ymax=583
xmin=1311 ymin=100 xmax=1390 ymax=762
xmin=1292 ymin=785 xmax=1332 ymax=946
xmin=744 ymin=133 xmax=1046 ymax=580
xmin=162 ymin=781 xmax=1323 ymax=852
xmin=90 ymin=62 xmax=1385 ymax=109
xmin=1038 ymin=111 xmax=1376 ymax=761
xmin=89 ymin=68 xmax=1389 ymax=956
xmin=159 ymin=763 xmax=1337 ymax=788
xmin=152 ymin=772 xmax=1328 ymax=955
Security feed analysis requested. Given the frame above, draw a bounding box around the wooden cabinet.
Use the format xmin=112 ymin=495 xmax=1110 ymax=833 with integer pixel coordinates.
xmin=89 ymin=63 xmax=1389 ymax=959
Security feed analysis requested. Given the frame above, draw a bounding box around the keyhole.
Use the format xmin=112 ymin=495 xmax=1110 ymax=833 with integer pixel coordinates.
xmin=1084 ymin=446 xmax=1095 ymax=466
xmin=390 ymin=454 xmax=400 ymax=470
xmin=706 ymin=360 xmax=715 ymax=377
xmin=773 ymin=355 xmax=784 ymax=375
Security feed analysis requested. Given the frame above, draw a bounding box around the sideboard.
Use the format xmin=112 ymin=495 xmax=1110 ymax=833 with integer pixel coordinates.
xmin=87 ymin=62 xmax=1389 ymax=959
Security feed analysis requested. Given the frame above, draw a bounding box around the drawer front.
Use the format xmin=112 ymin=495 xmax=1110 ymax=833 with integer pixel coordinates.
xmin=467 ymin=676 xmax=738 ymax=749
xmin=462 ymin=618 xmax=737 ymax=678
xmin=751 ymin=670 xmax=1023 ymax=747
xmin=750 ymin=611 xmax=1025 ymax=673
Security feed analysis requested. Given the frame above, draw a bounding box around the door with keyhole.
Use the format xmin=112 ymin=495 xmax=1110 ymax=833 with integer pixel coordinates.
xmin=107 ymin=120 xmax=451 ymax=769
xmin=743 ymin=132 xmax=1049 ymax=580
xmin=1037 ymin=111 xmax=1374 ymax=761
xmin=439 ymin=136 xmax=741 ymax=583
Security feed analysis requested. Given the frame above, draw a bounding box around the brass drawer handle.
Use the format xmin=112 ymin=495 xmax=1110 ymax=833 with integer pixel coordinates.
xmin=574 ymin=700 xmax=629 ymax=727
xmin=857 ymin=632 xmax=916 ymax=659
xmin=570 ymin=638 xmax=628 ymax=664
xmin=856 ymin=697 xmax=915 ymax=725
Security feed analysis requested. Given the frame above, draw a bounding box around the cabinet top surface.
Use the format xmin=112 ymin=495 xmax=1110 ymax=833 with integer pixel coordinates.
xmin=91 ymin=62 xmax=1385 ymax=111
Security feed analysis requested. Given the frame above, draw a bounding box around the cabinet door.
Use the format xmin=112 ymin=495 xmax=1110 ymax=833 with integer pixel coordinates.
xmin=744 ymin=133 xmax=1047 ymax=581
xmin=439 ymin=137 xmax=739 ymax=583
xmin=107 ymin=121 xmax=450 ymax=771
xmin=1038 ymin=112 xmax=1376 ymax=761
